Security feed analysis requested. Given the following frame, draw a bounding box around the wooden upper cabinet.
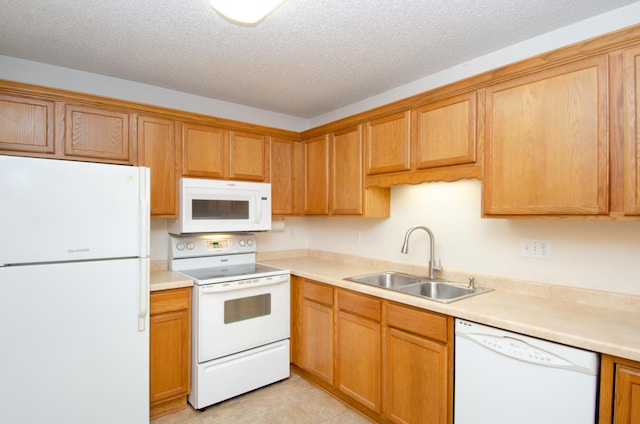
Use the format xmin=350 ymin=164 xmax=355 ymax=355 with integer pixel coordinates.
xmin=365 ymin=111 xmax=411 ymax=175
xmin=414 ymin=91 xmax=476 ymax=169
xmin=270 ymin=137 xmax=303 ymax=216
xmin=483 ymin=54 xmax=610 ymax=216
xmin=624 ymin=46 xmax=640 ymax=215
xmin=64 ymin=104 xmax=131 ymax=162
xmin=0 ymin=93 xmax=55 ymax=154
xmin=181 ymin=123 xmax=225 ymax=178
xmin=304 ymin=134 xmax=330 ymax=215
xmin=331 ymin=125 xmax=364 ymax=215
xmin=228 ymin=130 xmax=267 ymax=181
xmin=137 ymin=115 xmax=178 ymax=217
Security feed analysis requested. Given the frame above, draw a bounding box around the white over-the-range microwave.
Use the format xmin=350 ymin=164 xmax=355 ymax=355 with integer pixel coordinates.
xmin=168 ymin=178 xmax=271 ymax=234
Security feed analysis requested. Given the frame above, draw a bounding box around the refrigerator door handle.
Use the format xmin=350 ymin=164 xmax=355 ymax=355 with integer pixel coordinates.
xmin=139 ymin=258 xmax=149 ymax=332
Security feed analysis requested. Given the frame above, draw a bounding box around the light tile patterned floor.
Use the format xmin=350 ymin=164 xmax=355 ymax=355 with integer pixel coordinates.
xmin=151 ymin=372 xmax=374 ymax=424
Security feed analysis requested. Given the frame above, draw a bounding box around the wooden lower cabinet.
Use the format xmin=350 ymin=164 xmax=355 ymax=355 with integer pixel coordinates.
xmin=292 ymin=277 xmax=453 ymax=423
xmin=336 ymin=290 xmax=382 ymax=413
xmin=149 ymin=287 xmax=191 ymax=419
xmin=300 ymin=279 xmax=334 ymax=384
xmin=599 ymin=355 xmax=640 ymax=424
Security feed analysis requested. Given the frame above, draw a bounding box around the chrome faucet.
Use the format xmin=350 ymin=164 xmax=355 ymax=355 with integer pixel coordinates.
xmin=401 ymin=225 xmax=442 ymax=280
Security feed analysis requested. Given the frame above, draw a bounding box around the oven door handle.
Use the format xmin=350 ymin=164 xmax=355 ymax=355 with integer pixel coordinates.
xmin=200 ymin=274 xmax=289 ymax=293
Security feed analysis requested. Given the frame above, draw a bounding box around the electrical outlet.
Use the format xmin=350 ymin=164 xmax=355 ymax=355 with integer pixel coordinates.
xmin=520 ymin=239 xmax=551 ymax=259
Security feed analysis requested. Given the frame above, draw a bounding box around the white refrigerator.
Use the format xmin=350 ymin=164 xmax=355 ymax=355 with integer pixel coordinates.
xmin=0 ymin=155 xmax=150 ymax=423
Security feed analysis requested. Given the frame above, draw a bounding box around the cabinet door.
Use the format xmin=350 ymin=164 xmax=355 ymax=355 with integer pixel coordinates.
xmin=614 ymin=364 xmax=640 ymax=424
xmin=331 ymin=125 xmax=363 ymax=215
xmin=304 ymin=134 xmax=330 ymax=215
xmin=384 ymin=327 xmax=449 ymax=424
xmin=484 ymin=55 xmax=609 ymax=215
xmin=181 ymin=123 xmax=225 ymax=178
xmin=65 ymin=104 xmax=131 ymax=162
xmin=301 ymin=299 xmax=334 ymax=384
xmin=0 ymin=93 xmax=55 ymax=154
xmin=624 ymin=46 xmax=640 ymax=215
xmin=137 ymin=115 xmax=178 ymax=217
xmin=414 ymin=92 xmax=476 ymax=169
xmin=228 ymin=130 xmax=267 ymax=181
xmin=365 ymin=111 xmax=411 ymax=175
xmin=270 ymin=136 xmax=296 ymax=215
xmin=149 ymin=287 xmax=191 ymax=419
xmin=336 ymin=310 xmax=381 ymax=412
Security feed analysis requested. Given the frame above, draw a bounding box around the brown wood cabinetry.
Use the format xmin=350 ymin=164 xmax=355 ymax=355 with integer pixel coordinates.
xmin=292 ymin=277 xmax=453 ymax=423
xmin=149 ymin=287 xmax=191 ymax=419
xmin=181 ymin=123 xmax=225 ymax=178
xmin=483 ymin=55 xmax=609 ymax=216
xmin=414 ymin=91 xmax=476 ymax=170
xmin=137 ymin=115 xmax=179 ymax=217
xmin=228 ymin=130 xmax=268 ymax=181
xmin=599 ymin=355 xmax=640 ymax=424
xmin=300 ymin=279 xmax=334 ymax=384
xmin=303 ymin=127 xmax=390 ymax=217
xmin=64 ymin=103 xmax=131 ymax=162
xmin=180 ymin=124 xmax=268 ymax=182
xmin=365 ymin=111 xmax=412 ymax=175
xmin=0 ymin=93 xmax=133 ymax=163
xmin=335 ymin=290 xmax=382 ymax=413
xmin=270 ymin=137 xmax=303 ymax=216
xmin=624 ymin=45 xmax=640 ymax=215
xmin=384 ymin=302 xmax=452 ymax=424
xmin=304 ymin=134 xmax=330 ymax=215
xmin=0 ymin=93 xmax=55 ymax=154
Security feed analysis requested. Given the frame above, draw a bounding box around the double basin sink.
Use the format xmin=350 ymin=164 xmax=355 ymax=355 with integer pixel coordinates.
xmin=345 ymin=271 xmax=491 ymax=303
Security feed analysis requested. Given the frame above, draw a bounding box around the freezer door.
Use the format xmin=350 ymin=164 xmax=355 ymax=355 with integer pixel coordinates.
xmin=0 ymin=259 xmax=149 ymax=424
xmin=0 ymin=156 xmax=149 ymax=265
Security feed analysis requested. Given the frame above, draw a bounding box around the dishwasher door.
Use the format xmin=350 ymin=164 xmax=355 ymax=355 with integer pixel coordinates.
xmin=454 ymin=319 xmax=599 ymax=424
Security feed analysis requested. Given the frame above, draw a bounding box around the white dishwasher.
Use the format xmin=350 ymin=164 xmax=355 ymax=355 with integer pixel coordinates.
xmin=454 ymin=319 xmax=599 ymax=424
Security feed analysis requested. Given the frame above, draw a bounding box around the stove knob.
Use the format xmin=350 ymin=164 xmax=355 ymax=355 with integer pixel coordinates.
xmin=176 ymin=242 xmax=185 ymax=251
xmin=239 ymin=239 xmax=246 ymax=247
xmin=247 ymin=239 xmax=254 ymax=246
xmin=186 ymin=242 xmax=195 ymax=250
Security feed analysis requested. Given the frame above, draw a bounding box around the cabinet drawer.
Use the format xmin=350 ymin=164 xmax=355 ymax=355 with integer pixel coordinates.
xmin=150 ymin=287 xmax=191 ymax=315
xmin=337 ymin=289 xmax=381 ymax=321
xmin=303 ymin=280 xmax=334 ymax=306
xmin=385 ymin=302 xmax=448 ymax=342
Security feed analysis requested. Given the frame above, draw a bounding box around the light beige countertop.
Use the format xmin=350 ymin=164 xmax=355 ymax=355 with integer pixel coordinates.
xmin=150 ymin=268 xmax=193 ymax=292
xmin=258 ymin=250 xmax=640 ymax=362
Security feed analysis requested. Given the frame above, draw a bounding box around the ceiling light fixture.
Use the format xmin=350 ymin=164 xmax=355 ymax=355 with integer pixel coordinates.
xmin=210 ymin=0 xmax=287 ymax=25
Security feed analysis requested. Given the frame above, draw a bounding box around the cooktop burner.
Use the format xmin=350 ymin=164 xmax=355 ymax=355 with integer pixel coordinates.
xmin=179 ymin=262 xmax=287 ymax=285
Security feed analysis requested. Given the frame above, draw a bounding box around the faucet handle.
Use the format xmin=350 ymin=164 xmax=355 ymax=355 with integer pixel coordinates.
xmin=433 ymin=259 xmax=443 ymax=272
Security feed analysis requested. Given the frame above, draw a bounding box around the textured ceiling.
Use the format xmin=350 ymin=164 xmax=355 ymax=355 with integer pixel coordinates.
xmin=0 ymin=0 xmax=637 ymax=118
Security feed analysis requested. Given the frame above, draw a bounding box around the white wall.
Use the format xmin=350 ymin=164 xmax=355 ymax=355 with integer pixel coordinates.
xmin=253 ymin=181 xmax=640 ymax=296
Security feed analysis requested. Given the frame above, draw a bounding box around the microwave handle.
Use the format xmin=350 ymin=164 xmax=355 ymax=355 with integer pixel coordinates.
xmin=254 ymin=193 xmax=261 ymax=223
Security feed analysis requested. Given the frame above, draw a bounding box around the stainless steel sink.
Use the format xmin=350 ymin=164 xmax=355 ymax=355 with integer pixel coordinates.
xmin=344 ymin=271 xmax=491 ymax=303
xmin=397 ymin=280 xmax=490 ymax=303
xmin=344 ymin=271 xmax=423 ymax=289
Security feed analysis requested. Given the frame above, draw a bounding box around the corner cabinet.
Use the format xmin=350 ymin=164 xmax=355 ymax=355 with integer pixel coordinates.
xmin=149 ymin=287 xmax=191 ymax=419
xmin=599 ymin=355 xmax=640 ymax=423
xmin=623 ymin=46 xmax=640 ymax=215
xmin=483 ymin=54 xmax=609 ymax=216
xmin=291 ymin=277 xmax=453 ymax=423
xmin=304 ymin=127 xmax=390 ymax=217
xmin=270 ymin=137 xmax=304 ymax=216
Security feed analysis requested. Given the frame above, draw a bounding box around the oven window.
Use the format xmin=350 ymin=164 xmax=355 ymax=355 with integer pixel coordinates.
xmin=192 ymin=199 xmax=249 ymax=220
xmin=224 ymin=294 xmax=271 ymax=324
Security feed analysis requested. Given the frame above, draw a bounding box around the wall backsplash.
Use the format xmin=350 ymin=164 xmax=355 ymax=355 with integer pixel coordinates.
xmin=151 ymin=180 xmax=640 ymax=296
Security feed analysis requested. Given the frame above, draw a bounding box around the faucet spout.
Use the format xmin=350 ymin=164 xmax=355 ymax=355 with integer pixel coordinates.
xmin=400 ymin=225 xmax=442 ymax=279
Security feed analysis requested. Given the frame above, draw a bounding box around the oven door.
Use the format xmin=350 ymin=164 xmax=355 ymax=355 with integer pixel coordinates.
xmin=195 ymin=273 xmax=290 ymax=363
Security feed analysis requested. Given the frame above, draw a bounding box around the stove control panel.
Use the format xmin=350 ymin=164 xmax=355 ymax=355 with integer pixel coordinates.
xmin=170 ymin=233 xmax=256 ymax=258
